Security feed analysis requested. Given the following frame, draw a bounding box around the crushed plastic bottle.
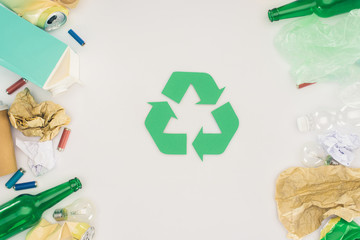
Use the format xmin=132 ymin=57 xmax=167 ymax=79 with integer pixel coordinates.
xmin=297 ymin=110 xmax=337 ymax=132
xmin=301 ymin=142 xmax=327 ymax=167
xmin=301 ymin=142 xmax=341 ymax=167
xmin=297 ymin=106 xmax=360 ymax=132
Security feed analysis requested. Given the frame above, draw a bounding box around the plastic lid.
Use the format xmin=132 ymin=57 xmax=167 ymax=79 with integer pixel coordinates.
xmin=0 ymin=101 xmax=8 ymax=111
xmin=297 ymin=116 xmax=310 ymax=132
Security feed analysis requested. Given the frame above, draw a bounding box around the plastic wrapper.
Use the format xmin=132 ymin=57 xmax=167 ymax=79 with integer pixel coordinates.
xmin=276 ymin=166 xmax=360 ymax=239
xmin=275 ymin=10 xmax=360 ymax=86
xmin=8 ymin=88 xmax=71 ymax=141
xmin=26 ymin=219 xmax=95 ymax=240
xmin=320 ymin=217 xmax=360 ymax=240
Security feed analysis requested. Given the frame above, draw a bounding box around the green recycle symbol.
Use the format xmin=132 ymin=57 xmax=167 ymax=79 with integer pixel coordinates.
xmin=145 ymin=72 xmax=239 ymax=160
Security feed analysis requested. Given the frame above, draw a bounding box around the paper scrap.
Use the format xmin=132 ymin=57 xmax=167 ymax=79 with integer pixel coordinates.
xmin=16 ymin=138 xmax=56 ymax=177
xmin=276 ymin=166 xmax=360 ymax=240
xmin=319 ymin=130 xmax=360 ymax=166
xmin=8 ymin=88 xmax=70 ymax=141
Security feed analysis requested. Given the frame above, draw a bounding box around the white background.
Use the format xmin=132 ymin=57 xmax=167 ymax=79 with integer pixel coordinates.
xmin=0 ymin=0 xmax=350 ymax=239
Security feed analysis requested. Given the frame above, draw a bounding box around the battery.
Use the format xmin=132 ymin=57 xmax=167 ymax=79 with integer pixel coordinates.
xmin=68 ymin=29 xmax=85 ymax=46
xmin=6 ymin=78 xmax=28 ymax=95
xmin=58 ymin=128 xmax=71 ymax=152
xmin=5 ymin=168 xmax=25 ymax=189
xmin=14 ymin=181 xmax=37 ymax=191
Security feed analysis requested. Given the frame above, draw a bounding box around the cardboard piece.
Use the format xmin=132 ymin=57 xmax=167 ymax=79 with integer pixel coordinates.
xmin=0 ymin=104 xmax=17 ymax=177
xmin=276 ymin=166 xmax=360 ymax=239
xmin=8 ymin=88 xmax=71 ymax=141
xmin=0 ymin=5 xmax=79 ymax=96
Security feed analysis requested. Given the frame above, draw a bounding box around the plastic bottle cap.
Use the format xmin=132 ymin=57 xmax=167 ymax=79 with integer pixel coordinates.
xmin=297 ymin=116 xmax=310 ymax=132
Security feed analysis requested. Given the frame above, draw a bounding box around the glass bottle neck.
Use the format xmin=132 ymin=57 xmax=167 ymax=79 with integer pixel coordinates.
xmin=35 ymin=178 xmax=82 ymax=212
xmin=268 ymin=0 xmax=316 ymax=22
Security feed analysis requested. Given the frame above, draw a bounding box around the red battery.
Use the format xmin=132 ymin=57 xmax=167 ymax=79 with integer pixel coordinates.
xmin=57 ymin=128 xmax=71 ymax=152
xmin=297 ymin=82 xmax=316 ymax=89
xmin=6 ymin=78 xmax=28 ymax=95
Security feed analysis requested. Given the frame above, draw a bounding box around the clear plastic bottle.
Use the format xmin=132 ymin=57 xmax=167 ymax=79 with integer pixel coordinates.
xmin=301 ymin=143 xmax=327 ymax=167
xmin=338 ymin=106 xmax=360 ymax=128
xmin=297 ymin=106 xmax=360 ymax=132
xmin=301 ymin=143 xmax=339 ymax=167
xmin=297 ymin=110 xmax=337 ymax=132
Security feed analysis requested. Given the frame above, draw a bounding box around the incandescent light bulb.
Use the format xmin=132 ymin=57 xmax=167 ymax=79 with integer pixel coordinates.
xmin=53 ymin=198 xmax=95 ymax=223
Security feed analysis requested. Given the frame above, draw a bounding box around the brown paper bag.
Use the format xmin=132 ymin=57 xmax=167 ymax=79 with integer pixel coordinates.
xmin=0 ymin=106 xmax=17 ymax=177
xmin=276 ymin=166 xmax=360 ymax=239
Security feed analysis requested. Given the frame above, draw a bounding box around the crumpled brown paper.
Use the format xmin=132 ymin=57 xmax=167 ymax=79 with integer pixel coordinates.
xmin=8 ymin=88 xmax=70 ymax=141
xmin=276 ymin=166 xmax=360 ymax=240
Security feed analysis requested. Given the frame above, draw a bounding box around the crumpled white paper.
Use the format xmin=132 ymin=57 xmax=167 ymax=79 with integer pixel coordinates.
xmin=16 ymin=138 xmax=56 ymax=176
xmin=319 ymin=131 xmax=360 ymax=166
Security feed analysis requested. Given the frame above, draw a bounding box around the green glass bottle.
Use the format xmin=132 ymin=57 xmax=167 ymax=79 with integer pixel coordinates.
xmin=268 ymin=0 xmax=360 ymax=22
xmin=0 ymin=178 xmax=82 ymax=240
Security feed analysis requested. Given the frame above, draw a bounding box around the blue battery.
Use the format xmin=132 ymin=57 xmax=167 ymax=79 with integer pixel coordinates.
xmin=5 ymin=168 xmax=25 ymax=189
xmin=14 ymin=181 xmax=37 ymax=191
xmin=68 ymin=29 xmax=85 ymax=46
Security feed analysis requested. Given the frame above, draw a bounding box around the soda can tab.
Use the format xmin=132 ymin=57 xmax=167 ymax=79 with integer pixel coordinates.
xmin=6 ymin=78 xmax=28 ymax=95
xmin=5 ymin=168 xmax=25 ymax=189
xmin=58 ymin=128 xmax=71 ymax=152
xmin=68 ymin=29 xmax=85 ymax=46
xmin=14 ymin=181 xmax=37 ymax=191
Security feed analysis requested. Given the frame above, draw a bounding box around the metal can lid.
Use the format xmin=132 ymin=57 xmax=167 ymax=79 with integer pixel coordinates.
xmin=44 ymin=12 xmax=67 ymax=31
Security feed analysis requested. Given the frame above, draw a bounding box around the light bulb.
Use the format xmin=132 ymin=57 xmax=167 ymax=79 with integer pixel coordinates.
xmin=53 ymin=198 xmax=95 ymax=223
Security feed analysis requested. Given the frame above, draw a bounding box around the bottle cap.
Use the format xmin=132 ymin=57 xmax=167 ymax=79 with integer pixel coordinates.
xmin=297 ymin=116 xmax=310 ymax=132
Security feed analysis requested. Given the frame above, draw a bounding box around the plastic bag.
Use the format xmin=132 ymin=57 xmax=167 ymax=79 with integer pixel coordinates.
xmin=320 ymin=217 xmax=360 ymax=240
xmin=275 ymin=10 xmax=360 ymax=86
